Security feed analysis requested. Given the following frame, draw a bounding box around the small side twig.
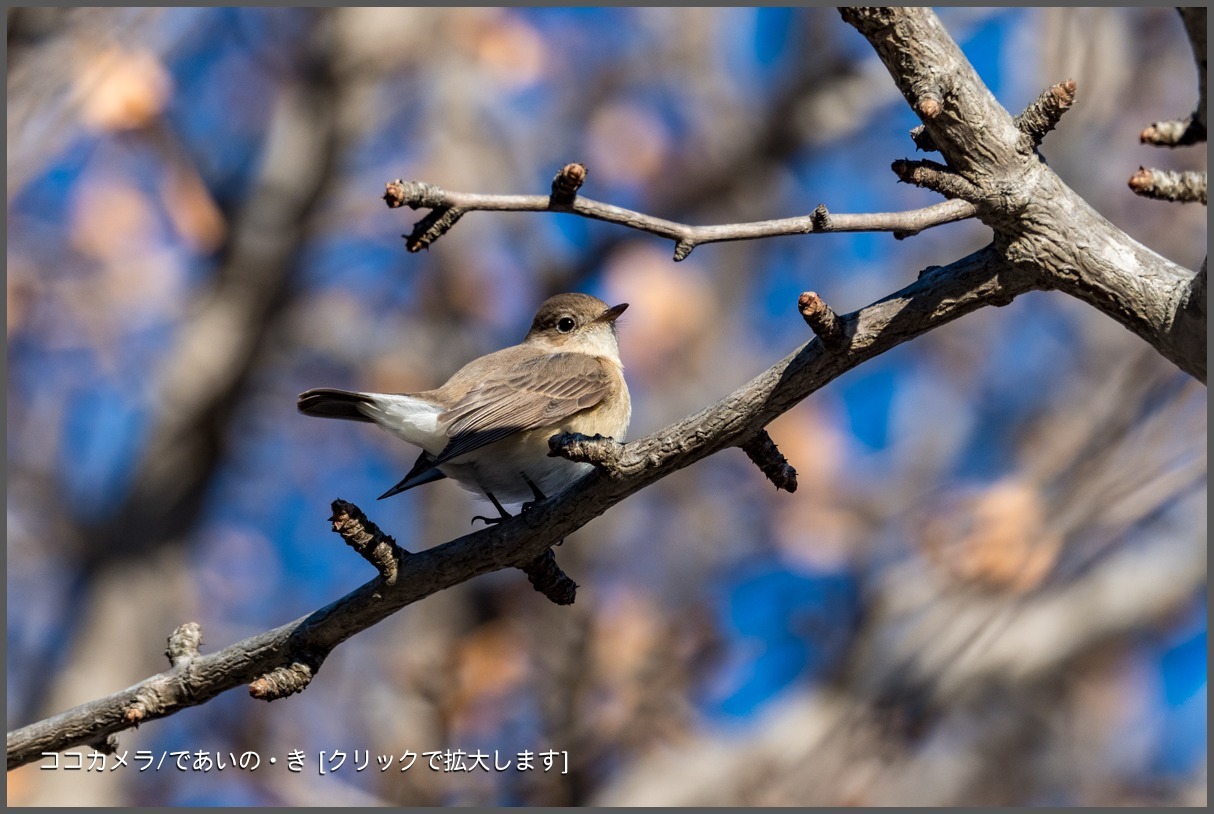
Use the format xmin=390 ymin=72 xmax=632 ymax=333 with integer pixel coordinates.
xmin=740 ymin=430 xmax=798 ymax=493
xmin=519 ymin=549 xmax=578 ymax=605
xmin=165 ymin=622 xmax=203 ymax=669
xmin=1140 ymin=117 xmax=1206 ymax=148
xmin=249 ymin=659 xmax=320 ymax=702
xmin=1128 ymin=168 xmax=1207 ymax=205
xmin=1140 ymin=9 xmax=1205 ymax=147
xmin=548 ymin=432 xmax=626 ymax=476
xmin=331 ymin=499 xmax=408 ymax=586
xmin=892 ymin=159 xmax=983 ymax=200
xmin=550 ymin=162 xmax=587 ymax=205
xmin=403 ymin=206 xmax=465 ymax=253
xmin=909 ymin=124 xmax=938 ymax=153
xmin=1015 ymin=79 xmax=1077 ymax=147
xmin=799 ymin=291 xmax=847 ymax=350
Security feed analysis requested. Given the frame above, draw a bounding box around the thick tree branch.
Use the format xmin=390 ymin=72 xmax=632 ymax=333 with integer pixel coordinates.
xmin=384 ymin=178 xmax=977 ymax=260
xmin=842 ymin=7 xmax=1206 ymax=383
xmin=7 ymin=245 xmax=1039 ymax=769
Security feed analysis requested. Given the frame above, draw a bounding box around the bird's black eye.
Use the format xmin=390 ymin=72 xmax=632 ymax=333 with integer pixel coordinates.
xmin=556 ymin=316 xmax=576 ymax=333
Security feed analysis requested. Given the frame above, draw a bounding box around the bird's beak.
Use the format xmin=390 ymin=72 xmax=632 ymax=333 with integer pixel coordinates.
xmin=597 ymin=303 xmax=629 ymax=323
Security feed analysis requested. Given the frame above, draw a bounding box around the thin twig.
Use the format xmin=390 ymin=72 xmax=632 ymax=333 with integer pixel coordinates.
xmin=384 ymin=178 xmax=977 ymax=260
xmin=1128 ymin=168 xmax=1207 ymax=205
xmin=740 ymin=430 xmax=799 ymax=493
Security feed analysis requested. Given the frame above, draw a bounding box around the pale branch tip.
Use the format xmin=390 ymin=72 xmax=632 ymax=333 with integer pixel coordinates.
xmin=165 ymin=622 xmax=203 ymax=668
xmin=331 ymin=498 xmax=407 ymax=585
xmin=520 ymin=548 xmax=577 ymax=605
xmin=1128 ymin=168 xmax=1208 ymax=205
xmin=1140 ymin=117 xmax=1207 ymax=147
xmin=798 ymin=291 xmax=846 ymax=350
xmin=740 ymin=430 xmax=798 ymax=493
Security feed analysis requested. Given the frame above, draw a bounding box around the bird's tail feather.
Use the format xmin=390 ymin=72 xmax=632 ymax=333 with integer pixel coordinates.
xmin=297 ymin=388 xmax=376 ymax=422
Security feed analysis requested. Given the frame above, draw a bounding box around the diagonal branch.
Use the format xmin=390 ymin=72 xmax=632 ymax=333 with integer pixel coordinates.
xmin=7 ymin=245 xmax=1039 ymax=770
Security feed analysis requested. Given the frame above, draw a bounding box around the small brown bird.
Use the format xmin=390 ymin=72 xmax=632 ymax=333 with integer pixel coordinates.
xmin=298 ymin=293 xmax=630 ymax=520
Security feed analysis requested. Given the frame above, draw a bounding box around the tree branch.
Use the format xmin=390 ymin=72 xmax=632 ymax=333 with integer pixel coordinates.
xmin=1141 ymin=8 xmax=1206 ymax=147
xmin=7 ymin=245 xmax=1039 ymax=770
xmin=842 ymin=7 xmax=1206 ymax=383
xmin=384 ymin=178 xmax=977 ymax=260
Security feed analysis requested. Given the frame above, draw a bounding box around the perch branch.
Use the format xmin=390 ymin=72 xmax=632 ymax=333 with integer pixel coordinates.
xmin=7 ymin=245 xmax=1040 ymax=770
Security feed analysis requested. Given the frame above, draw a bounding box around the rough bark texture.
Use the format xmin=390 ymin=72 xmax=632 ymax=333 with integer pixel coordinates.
xmin=842 ymin=8 xmax=1205 ymax=383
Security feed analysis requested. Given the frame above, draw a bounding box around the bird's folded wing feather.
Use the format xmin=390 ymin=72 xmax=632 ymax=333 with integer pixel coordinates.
xmin=432 ymin=352 xmax=614 ymax=466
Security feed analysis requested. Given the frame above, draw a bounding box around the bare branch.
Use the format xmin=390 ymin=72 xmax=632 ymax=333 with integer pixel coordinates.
xmin=519 ymin=549 xmax=578 ymax=606
xmin=549 ymin=161 xmax=587 ymax=206
xmin=843 ymin=7 xmax=1205 ymax=382
xmin=841 ymin=8 xmax=1024 ymax=180
xmin=383 ymin=176 xmax=977 ymax=260
xmin=403 ymin=206 xmax=465 ymax=253
xmin=1141 ymin=8 xmax=1206 ymax=147
xmin=911 ymin=78 xmax=1077 ymax=155
xmin=1128 ymin=167 xmax=1208 ymax=205
xmin=164 ymin=622 xmax=203 ymax=669
xmin=891 ymin=159 xmax=983 ymax=200
xmin=1014 ymin=78 xmax=1077 ymax=147
xmin=798 ymin=291 xmax=847 ymax=350
xmin=249 ymin=659 xmax=318 ymax=702
xmin=1140 ymin=116 xmax=1206 ymax=147
xmin=330 ymin=499 xmax=407 ymax=585
xmin=7 ymin=245 xmax=1040 ymax=769
xmin=740 ymin=430 xmax=799 ymax=493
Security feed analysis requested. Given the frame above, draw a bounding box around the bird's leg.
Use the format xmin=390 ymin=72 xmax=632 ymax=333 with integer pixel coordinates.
xmin=519 ymin=475 xmax=564 ymax=545
xmin=471 ymin=491 xmax=513 ymax=526
xmin=520 ymin=474 xmax=547 ymax=513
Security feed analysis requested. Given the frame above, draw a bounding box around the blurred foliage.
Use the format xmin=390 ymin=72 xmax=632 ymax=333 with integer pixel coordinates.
xmin=6 ymin=7 xmax=1206 ymax=806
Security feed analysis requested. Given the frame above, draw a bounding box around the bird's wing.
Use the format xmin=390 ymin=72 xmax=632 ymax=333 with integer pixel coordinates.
xmin=432 ymin=352 xmax=614 ymax=466
xmin=377 ymin=449 xmax=447 ymax=500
